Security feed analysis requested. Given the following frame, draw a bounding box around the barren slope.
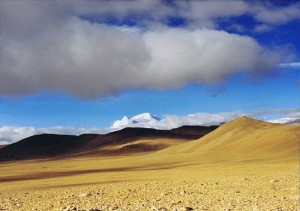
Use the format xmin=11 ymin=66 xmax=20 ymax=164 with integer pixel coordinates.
xmin=153 ymin=117 xmax=300 ymax=164
xmin=0 ymin=126 xmax=218 ymax=161
xmin=0 ymin=117 xmax=299 ymax=210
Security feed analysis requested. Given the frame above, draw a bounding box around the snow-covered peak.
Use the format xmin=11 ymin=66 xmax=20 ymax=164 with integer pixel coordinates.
xmin=111 ymin=113 xmax=161 ymax=129
xmin=121 ymin=116 xmax=129 ymax=121
xmin=131 ymin=113 xmax=160 ymax=122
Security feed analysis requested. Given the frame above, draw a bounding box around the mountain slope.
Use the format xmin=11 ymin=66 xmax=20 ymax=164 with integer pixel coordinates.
xmin=0 ymin=134 xmax=98 ymax=161
xmin=154 ymin=117 xmax=300 ymax=163
xmin=0 ymin=125 xmax=218 ymax=161
xmin=78 ymin=126 xmax=218 ymax=156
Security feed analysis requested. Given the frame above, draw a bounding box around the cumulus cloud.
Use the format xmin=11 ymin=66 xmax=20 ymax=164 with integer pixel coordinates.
xmin=70 ymin=0 xmax=300 ymax=27
xmin=254 ymin=24 xmax=273 ymax=33
xmin=253 ymin=2 xmax=300 ymax=25
xmin=0 ymin=0 xmax=295 ymax=98
xmin=111 ymin=108 xmax=300 ymax=130
xmin=0 ymin=126 xmax=36 ymax=145
xmin=278 ymin=62 xmax=300 ymax=68
xmin=268 ymin=110 xmax=300 ymax=124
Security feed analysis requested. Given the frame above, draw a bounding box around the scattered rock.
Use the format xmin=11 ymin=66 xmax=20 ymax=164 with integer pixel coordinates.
xmin=0 ymin=173 xmax=298 ymax=211
xmin=151 ymin=205 xmax=159 ymax=210
xmin=179 ymin=190 xmax=186 ymax=195
xmin=79 ymin=193 xmax=91 ymax=198
xmin=111 ymin=205 xmax=118 ymax=210
xmin=62 ymin=205 xmax=77 ymax=211
xmin=179 ymin=207 xmax=193 ymax=211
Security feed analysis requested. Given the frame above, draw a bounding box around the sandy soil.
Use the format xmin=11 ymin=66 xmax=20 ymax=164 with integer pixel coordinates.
xmin=0 ymin=159 xmax=298 ymax=211
xmin=0 ymin=118 xmax=299 ymax=210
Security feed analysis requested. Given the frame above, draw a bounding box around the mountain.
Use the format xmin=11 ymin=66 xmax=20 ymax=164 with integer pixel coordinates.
xmin=0 ymin=125 xmax=218 ymax=161
xmin=154 ymin=117 xmax=300 ymax=163
xmin=0 ymin=134 xmax=98 ymax=161
xmin=111 ymin=113 xmax=161 ymax=128
xmin=2 ymin=116 xmax=297 ymax=163
xmin=286 ymin=119 xmax=300 ymax=125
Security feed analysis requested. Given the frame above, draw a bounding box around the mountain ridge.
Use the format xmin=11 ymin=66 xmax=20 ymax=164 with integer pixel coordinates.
xmin=153 ymin=116 xmax=300 ymax=163
xmin=0 ymin=125 xmax=218 ymax=161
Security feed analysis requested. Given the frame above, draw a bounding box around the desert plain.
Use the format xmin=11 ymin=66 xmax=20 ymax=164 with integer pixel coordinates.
xmin=0 ymin=117 xmax=299 ymax=211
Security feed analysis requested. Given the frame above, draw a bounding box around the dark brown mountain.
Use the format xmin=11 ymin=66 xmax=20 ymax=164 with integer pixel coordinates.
xmin=0 ymin=125 xmax=218 ymax=161
xmin=0 ymin=134 xmax=98 ymax=161
xmin=286 ymin=119 xmax=300 ymax=124
xmin=0 ymin=145 xmax=6 ymax=149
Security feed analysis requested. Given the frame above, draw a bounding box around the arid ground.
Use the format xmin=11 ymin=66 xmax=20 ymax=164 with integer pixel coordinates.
xmin=0 ymin=117 xmax=299 ymax=211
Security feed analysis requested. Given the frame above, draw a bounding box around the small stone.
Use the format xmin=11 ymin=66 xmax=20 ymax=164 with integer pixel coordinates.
xmin=179 ymin=207 xmax=193 ymax=211
xmin=269 ymin=179 xmax=279 ymax=183
xmin=63 ymin=206 xmax=70 ymax=211
xmin=179 ymin=190 xmax=186 ymax=195
xmin=151 ymin=205 xmax=159 ymax=210
xmin=63 ymin=205 xmax=77 ymax=211
xmin=79 ymin=193 xmax=91 ymax=197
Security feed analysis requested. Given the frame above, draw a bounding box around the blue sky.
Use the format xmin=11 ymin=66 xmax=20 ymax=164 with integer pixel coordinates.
xmin=0 ymin=0 xmax=299 ymax=143
xmin=0 ymin=66 xmax=298 ymax=128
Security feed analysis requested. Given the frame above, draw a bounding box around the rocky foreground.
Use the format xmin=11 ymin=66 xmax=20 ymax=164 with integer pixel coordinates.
xmin=0 ymin=173 xmax=298 ymax=211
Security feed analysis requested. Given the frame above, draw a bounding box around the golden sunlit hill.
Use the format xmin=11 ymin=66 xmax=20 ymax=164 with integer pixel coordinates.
xmin=0 ymin=117 xmax=299 ymax=210
xmin=153 ymin=116 xmax=300 ymax=164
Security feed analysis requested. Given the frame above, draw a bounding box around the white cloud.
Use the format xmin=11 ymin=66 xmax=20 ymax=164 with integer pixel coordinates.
xmin=226 ymin=24 xmax=246 ymax=33
xmin=111 ymin=113 xmax=161 ymax=129
xmin=111 ymin=109 xmax=300 ymax=130
xmin=267 ymin=109 xmax=300 ymax=124
xmin=0 ymin=126 xmax=37 ymax=145
xmin=0 ymin=0 xmax=294 ymax=98
xmin=110 ymin=111 xmax=246 ymax=130
xmin=253 ymin=2 xmax=300 ymax=25
xmin=254 ymin=24 xmax=273 ymax=33
xmin=70 ymin=0 xmax=300 ymax=27
xmin=268 ymin=117 xmax=296 ymax=124
xmin=176 ymin=1 xmax=300 ymax=26
xmin=278 ymin=62 xmax=300 ymax=68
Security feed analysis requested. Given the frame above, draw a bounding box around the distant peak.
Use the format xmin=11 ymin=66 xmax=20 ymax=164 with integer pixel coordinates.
xmin=121 ymin=116 xmax=129 ymax=120
xmin=222 ymin=116 xmax=271 ymax=128
xmin=236 ymin=116 xmax=254 ymax=120
xmin=234 ymin=116 xmax=259 ymax=122
xmin=111 ymin=112 xmax=161 ymax=129
xmin=131 ymin=113 xmax=160 ymax=121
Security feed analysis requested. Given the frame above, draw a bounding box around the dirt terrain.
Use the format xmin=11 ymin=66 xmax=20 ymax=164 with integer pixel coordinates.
xmin=0 ymin=117 xmax=299 ymax=210
xmin=0 ymin=126 xmax=217 ymax=161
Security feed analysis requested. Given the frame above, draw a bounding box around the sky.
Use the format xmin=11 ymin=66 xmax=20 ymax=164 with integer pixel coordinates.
xmin=0 ymin=0 xmax=299 ymax=144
